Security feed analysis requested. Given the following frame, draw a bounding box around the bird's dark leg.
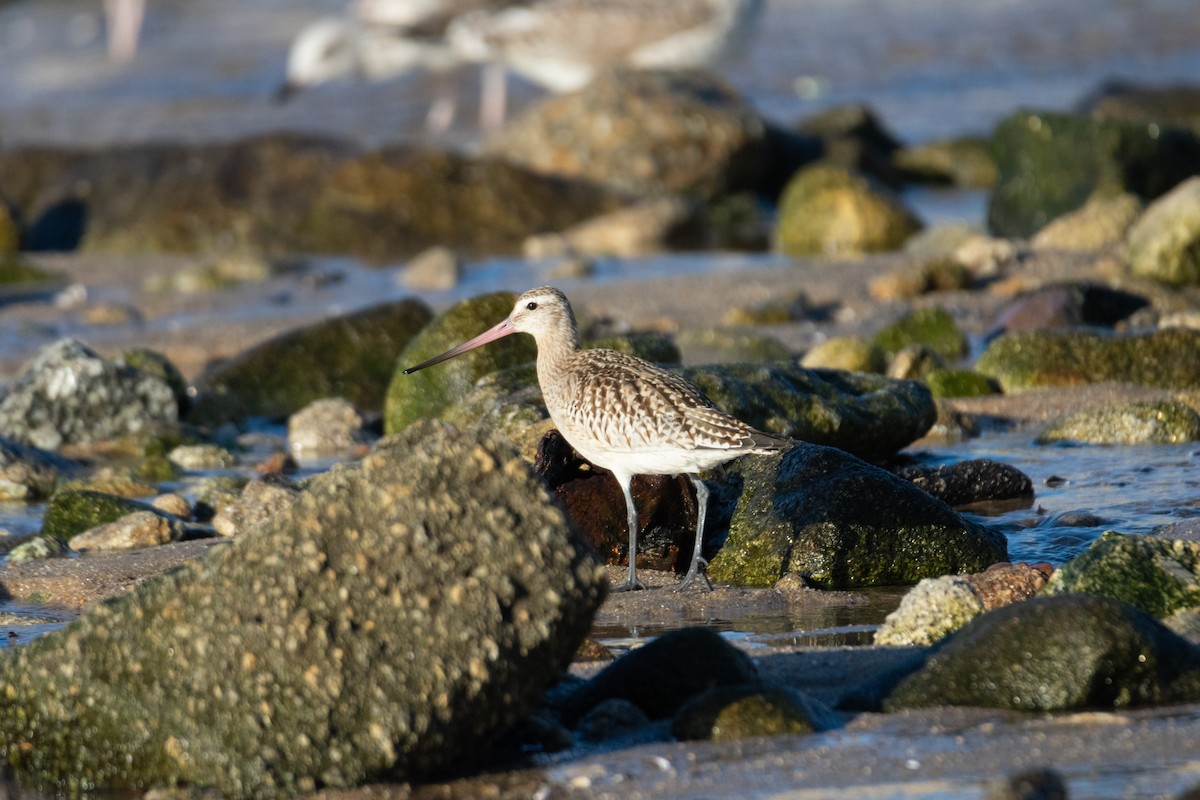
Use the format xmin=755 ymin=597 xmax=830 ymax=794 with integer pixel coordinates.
xmin=613 ymin=476 xmax=646 ymax=591
xmin=678 ymin=476 xmax=714 ymax=592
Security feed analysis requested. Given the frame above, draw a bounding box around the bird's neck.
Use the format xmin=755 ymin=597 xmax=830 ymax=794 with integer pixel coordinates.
xmin=533 ymin=318 xmax=581 ymax=376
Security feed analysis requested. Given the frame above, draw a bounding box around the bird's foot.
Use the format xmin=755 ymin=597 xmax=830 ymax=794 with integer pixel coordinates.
xmin=677 ymin=559 xmax=713 ymax=593
xmin=611 ymin=579 xmax=647 ymax=593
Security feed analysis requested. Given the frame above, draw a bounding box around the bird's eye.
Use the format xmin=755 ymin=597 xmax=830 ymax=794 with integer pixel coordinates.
xmin=526 ymin=302 xmax=538 ymax=310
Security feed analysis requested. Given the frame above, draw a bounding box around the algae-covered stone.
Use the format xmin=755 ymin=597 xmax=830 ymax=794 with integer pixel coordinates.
xmin=708 ymin=444 xmax=1007 ymax=588
xmin=1042 ymin=531 xmax=1200 ymax=618
xmin=674 ymin=328 xmax=792 ymax=364
xmin=988 ymin=110 xmax=1200 ymax=237
xmin=0 ymin=205 xmax=19 ymax=254
xmin=872 ymin=307 xmax=967 ymax=361
xmin=69 ymin=511 xmax=186 ymax=553
xmin=977 ymin=329 xmax=1200 ymax=392
xmin=0 ymin=422 xmax=607 ymax=796
xmin=924 ymin=368 xmax=998 ymax=399
xmin=1032 ymin=192 xmax=1143 ymax=252
xmin=40 ymin=490 xmax=167 ymax=541
xmin=883 ymin=595 xmax=1200 ymax=711
xmin=190 ymin=298 xmax=433 ymax=425
xmin=0 ymin=437 xmax=77 ymax=501
xmin=672 ymin=684 xmax=837 ymax=742
xmin=800 ymin=337 xmax=887 ymax=373
xmin=1036 ymin=401 xmax=1200 ymax=445
xmin=385 ymin=292 xmax=537 ymax=433
xmin=775 ymin=164 xmax=922 ymax=256
xmin=1127 ymin=176 xmax=1200 ymax=286
xmin=875 ymin=576 xmax=986 ymax=646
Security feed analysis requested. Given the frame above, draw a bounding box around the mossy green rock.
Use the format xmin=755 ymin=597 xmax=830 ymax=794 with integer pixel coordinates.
xmin=774 ymin=164 xmax=922 ymax=256
xmin=1043 ymin=532 xmax=1200 ymax=618
xmin=674 ymin=328 xmax=792 ymax=364
xmin=977 ymin=328 xmax=1200 ymax=392
xmin=1036 ymin=401 xmax=1200 ymax=445
xmin=682 ymin=364 xmax=934 ymax=459
xmin=883 ymin=595 xmax=1200 ymax=711
xmin=875 ymin=576 xmax=986 ymax=646
xmin=0 ymin=205 xmax=19 ymax=254
xmin=385 ymin=293 xmax=537 ymax=434
xmin=924 ymin=369 xmax=998 ymax=399
xmin=893 ymin=136 xmax=998 ymax=188
xmin=672 ymin=684 xmax=837 ymax=741
xmin=0 ymin=422 xmax=607 ymax=796
xmin=40 ymin=490 xmax=164 ymax=541
xmin=708 ymin=444 xmax=1007 ymax=588
xmin=988 ymin=110 xmax=1200 ymax=237
xmin=1127 ymin=176 xmax=1200 ymax=286
xmin=191 ymin=299 xmax=433 ymax=424
xmin=873 ymin=307 xmax=967 ymax=361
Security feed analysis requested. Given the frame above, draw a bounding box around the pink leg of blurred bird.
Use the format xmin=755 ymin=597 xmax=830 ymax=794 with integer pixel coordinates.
xmin=103 ymin=0 xmax=144 ymax=62
xmin=479 ymin=61 xmax=507 ymax=132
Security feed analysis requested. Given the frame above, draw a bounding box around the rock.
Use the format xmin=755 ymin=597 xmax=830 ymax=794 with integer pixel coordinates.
xmin=894 ymin=459 xmax=1033 ymax=507
xmin=0 ymin=436 xmax=77 ymax=501
xmin=59 ymin=466 xmax=159 ymax=499
xmin=1043 ymin=531 xmax=1200 ymax=618
xmin=211 ymin=475 xmax=301 ymax=537
xmin=401 ymin=245 xmax=461 ymax=291
xmin=149 ymin=493 xmax=192 ymax=519
xmin=875 ymin=576 xmax=986 ymax=646
xmin=575 ymin=699 xmax=650 ymax=743
xmin=984 ymin=768 xmax=1069 ymax=800
xmin=0 ymin=422 xmax=607 ymax=795
xmin=672 ymin=684 xmax=838 ymax=741
xmin=872 ymin=307 xmax=968 ymax=362
xmin=800 ymin=337 xmax=887 ymax=373
xmin=893 ymin=136 xmax=998 ymax=188
xmin=191 ymin=475 xmax=245 ymax=522
xmin=190 ymin=298 xmax=433 ymax=425
xmin=721 ymin=293 xmax=809 ymax=326
xmin=795 ymin=103 xmax=903 ymax=187
xmin=985 ymin=284 xmax=1150 ymax=339
xmin=7 ymin=536 xmax=69 ymax=564
xmin=0 ymin=204 xmax=19 ymax=253
xmin=923 ymin=369 xmax=999 ymax=399
xmin=1031 ymin=192 xmax=1143 ymax=252
xmin=523 ymin=196 xmax=704 ymax=258
xmin=885 ymin=344 xmax=946 ymax=381
xmin=385 ymin=292 xmax=537 ymax=434
xmin=488 ymin=69 xmax=782 ymax=200
xmin=883 ymin=595 xmax=1200 ymax=711
xmin=1 ymin=136 xmax=623 ymax=258
xmin=708 ymin=444 xmax=1007 ymax=588
xmin=0 ymin=339 xmax=179 ymax=450
xmin=144 ymin=253 xmax=279 ymax=294
xmin=40 ymin=490 xmax=170 ymax=542
xmin=987 ymin=111 xmax=1200 ymax=237
xmin=868 ymin=257 xmax=974 ymax=301
xmin=1127 ymin=176 xmax=1200 ymax=286
xmin=876 ymin=563 xmax=1050 ymax=647
xmin=679 ymin=364 xmax=936 ymax=459
xmin=69 ymin=511 xmax=187 ymax=553
xmin=287 ymin=398 xmax=370 ymax=459
xmin=774 ymin=164 xmax=922 ymax=256
xmin=977 ymin=328 xmax=1200 ymax=392
xmin=1035 ymin=400 xmax=1200 ymax=445
xmin=167 ymin=444 xmax=239 ymax=470
xmin=558 ymin=628 xmax=757 ymax=724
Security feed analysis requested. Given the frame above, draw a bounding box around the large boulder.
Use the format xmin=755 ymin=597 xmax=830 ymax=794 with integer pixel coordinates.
xmin=0 ymin=422 xmax=607 ymax=795
xmin=987 ymin=110 xmax=1200 ymax=237
xmin=189 ymin=298 xmax=433 ymax=425
xmin=0 ymin=339 xmax=179 ymax=449
xmin=488 ymin=68 xmax=803 ymax=200
xmin=707 ymin=443 xmax=1008 ymax=588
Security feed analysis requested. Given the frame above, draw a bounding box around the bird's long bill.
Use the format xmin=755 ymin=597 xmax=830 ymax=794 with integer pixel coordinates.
xmin=402 ymin=319 xmax=516 ymax=374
